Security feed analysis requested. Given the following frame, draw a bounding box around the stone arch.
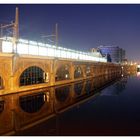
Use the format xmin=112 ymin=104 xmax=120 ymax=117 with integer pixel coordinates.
xmin=19 ymin=66 xmax=48 ymax=86
xmin=85 ymin=66 xmax=91 ymax=76
xmin=55 ymin=64 xmax=70 ymax=81
xmin=0 ymin=76 xmax=4 ymax=89
xmin=74 ymin=65 xmax=83 ymax=79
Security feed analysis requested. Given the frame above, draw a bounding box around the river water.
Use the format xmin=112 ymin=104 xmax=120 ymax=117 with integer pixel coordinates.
xmin=1 ymin=72 xmax=140 ymax=136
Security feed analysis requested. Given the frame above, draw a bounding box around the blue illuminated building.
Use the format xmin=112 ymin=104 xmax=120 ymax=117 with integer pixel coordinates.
xmin=97 ymin=45 xmax=125 ymax=63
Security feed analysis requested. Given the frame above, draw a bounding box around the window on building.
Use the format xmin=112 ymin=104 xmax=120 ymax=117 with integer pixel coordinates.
xmin=74 ymin=66 xmax=83 ymax=79
xmin=20 ymin=66 xmax=47 ymax=86
xmin=0 ymin=77 xmax=3 ymax=89
xmin=55 ymin=65 xmax=70 ymax=81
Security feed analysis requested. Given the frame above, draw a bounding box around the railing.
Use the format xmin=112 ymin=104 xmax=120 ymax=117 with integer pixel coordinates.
xmin=1 ymin=37 xmax=107 ymax=62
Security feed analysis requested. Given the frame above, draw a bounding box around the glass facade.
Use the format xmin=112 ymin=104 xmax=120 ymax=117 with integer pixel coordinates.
xmin=20 ymin=66 xmax=47 ymax=86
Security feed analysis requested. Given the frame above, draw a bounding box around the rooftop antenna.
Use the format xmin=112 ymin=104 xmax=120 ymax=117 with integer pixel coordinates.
xmin=0 ymin=24 xmax=3 ymax=52
xmin=55 ymin=23 xmax=58 ymax=48
xmin=0 ymin=7 xmax=19 ymax=53
xmin=12 ymin=7 xmax=19 ymax=53
xmin=41 ymin=23 xmax=58 ymax=47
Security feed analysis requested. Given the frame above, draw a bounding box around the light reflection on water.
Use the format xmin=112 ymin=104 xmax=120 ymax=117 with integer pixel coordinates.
xmin=1 ymin=72 xmax=139 ymax=136
xmin=137 ymin=72 xmax=140 ymax=78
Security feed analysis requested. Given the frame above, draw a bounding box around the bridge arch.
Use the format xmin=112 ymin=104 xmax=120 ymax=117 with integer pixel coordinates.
xmin=85 ymin=66 xmax=92 ymax=76
xmin=74 ymin=65 xmax=83 ymax=79
xmin=19 ymin=66 xmax=49 ymax=86
xmin=55 ymin=64 xmax=70 ymax=81
xmin=0 ymin=76 xmax=3 ymax=89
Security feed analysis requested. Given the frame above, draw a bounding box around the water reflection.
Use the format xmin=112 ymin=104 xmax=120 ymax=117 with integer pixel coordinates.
xmin=85 ymin=80 xmax=92 ymax=94
xmin=0 ymin=74 xmax=128 ymax=136
xmin=137 ymin=72 xmax=140 ymax=78
xmin=55 ymin=86 xmax=70 ymax=102
xmin=74 ymin=81 xmax=84 ymax=96
xmin=0 ymin=98 xmax=4 ymax=113
xmin=19 ymin=92 xmax=46 ymax=113
xmin=114 ymin=77 xmax=127 ymax=95
xmin=101 ymin=77 xmax=127 ymax=96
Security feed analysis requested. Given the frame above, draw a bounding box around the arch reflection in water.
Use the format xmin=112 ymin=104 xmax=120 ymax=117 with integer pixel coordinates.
xmin=114 ymin=77 xmax=127 ymax=95
xmin=0 ymin=98 xmax=4 ymax=113
xmin=19 ymin=92 xmax=47 ymax=113
xmin=55 ymin=86 xmax=70 ymax=102
xmin=85 ymin=80 xmax=92 ymax=94
xmin=74 ymin=82 xmax=84 ymax=96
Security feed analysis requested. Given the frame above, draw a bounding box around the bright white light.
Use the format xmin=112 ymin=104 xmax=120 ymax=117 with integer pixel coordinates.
xmin=1 ymin=38 xmax=107 ymax=63
xmin=29 ymin=45 xmax=38 ymax=55
xmin=48 ymin=48 xmax=54 ymax=57
xmin=39 ymin=46 xmax=47 ymax=56
xmin=17 ymin=43 xmax=29 ymax=54
xmin=2 ymin=41 xmax=12 ymax=53
xmin=29 ymin=41 xmax=37 ymax=45
xmin=137 ymin=65 xmax=140 ymax=68
xmin=19 ymin=39 xmax=28 ymax=44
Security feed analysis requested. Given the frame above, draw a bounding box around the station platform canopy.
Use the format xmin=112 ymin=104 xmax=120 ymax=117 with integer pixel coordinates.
xmin=0 ymin=37 xmax=107 ymax=63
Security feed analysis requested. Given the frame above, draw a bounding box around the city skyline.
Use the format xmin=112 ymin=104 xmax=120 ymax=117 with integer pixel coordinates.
xmin=0 ymin=4 xmax=140 ymax=62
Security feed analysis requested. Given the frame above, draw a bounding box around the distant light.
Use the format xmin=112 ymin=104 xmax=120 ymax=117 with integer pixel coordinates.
xmin=137 ymin=72 xmax=140 ymax=78
xmin=137 ymin=65 xmax=140 ymax=68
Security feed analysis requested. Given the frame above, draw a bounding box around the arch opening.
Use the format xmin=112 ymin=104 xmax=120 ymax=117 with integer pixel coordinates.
xmin=74 ymin=66 xmax=83 ymax=79
xmin=20 ymin=66 xmax=48 ymax=86
xmin=0 ymin=76 xmax=3 ymax=89
xmin=55 ymin=65 xmax=70 ymax=81
xmin=86 ymin=66 xmax=91 ymax=76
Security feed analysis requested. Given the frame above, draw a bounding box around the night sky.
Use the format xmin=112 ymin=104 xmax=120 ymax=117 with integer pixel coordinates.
xmin=0 ymin=4 xmax=140 ymax=62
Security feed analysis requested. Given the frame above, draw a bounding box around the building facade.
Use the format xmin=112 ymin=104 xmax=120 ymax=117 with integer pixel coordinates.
xmin=97 ymin=45 xmax=125 ymax=63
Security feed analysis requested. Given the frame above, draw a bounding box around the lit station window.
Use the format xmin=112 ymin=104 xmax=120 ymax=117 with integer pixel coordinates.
xmin=20 ymin=66 xmax=48 ymax=86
